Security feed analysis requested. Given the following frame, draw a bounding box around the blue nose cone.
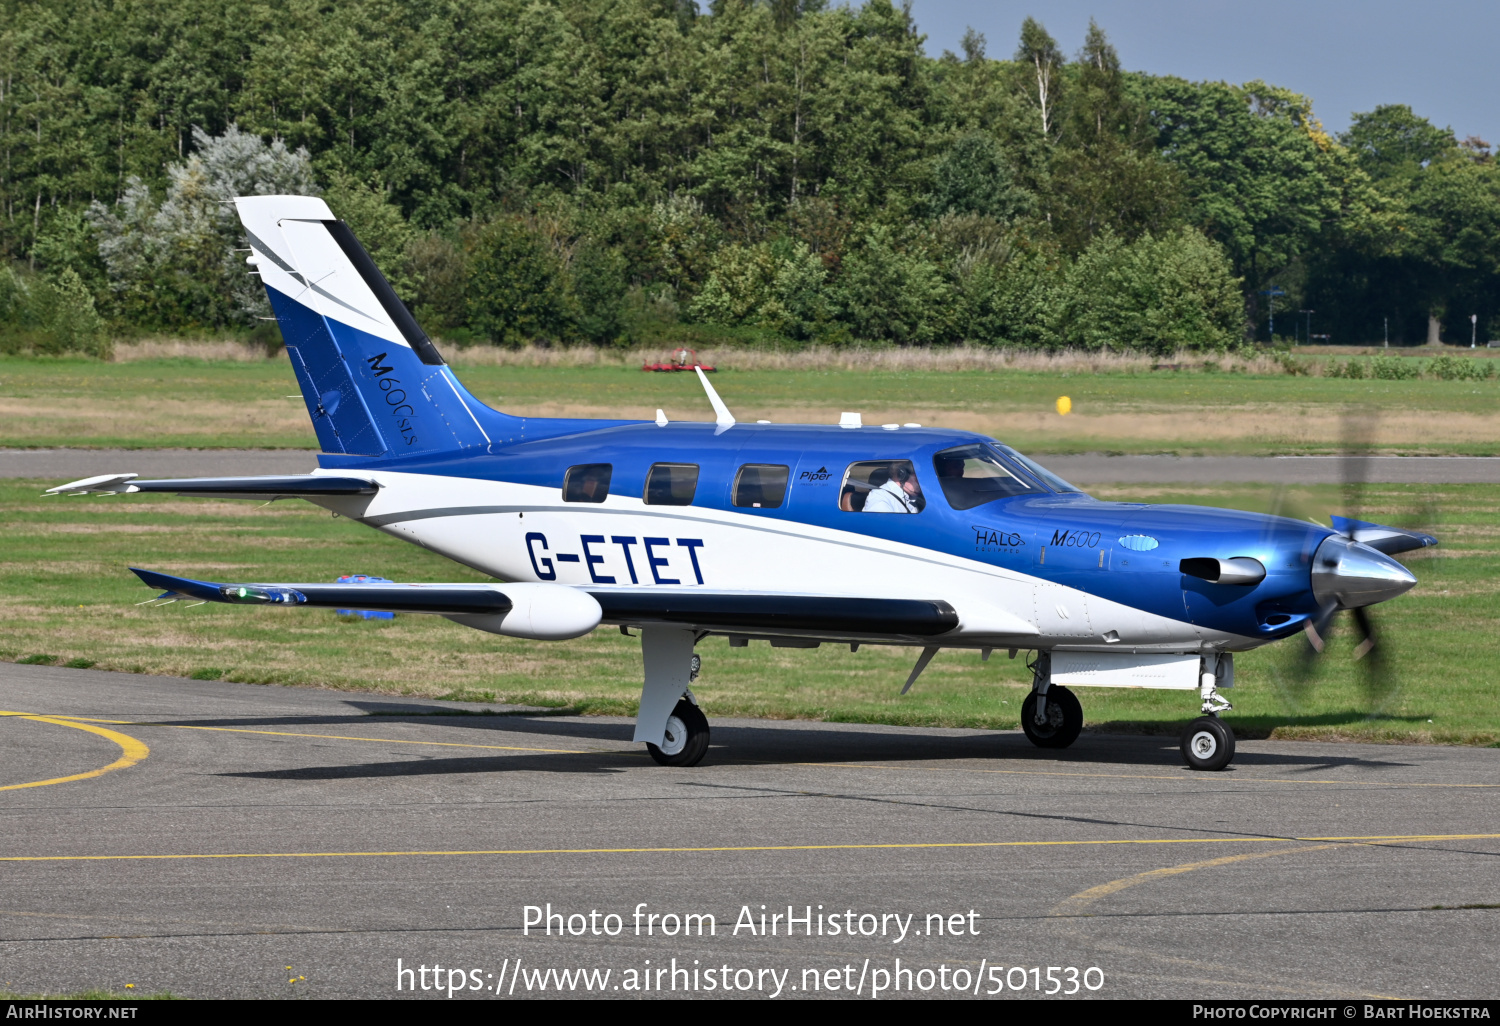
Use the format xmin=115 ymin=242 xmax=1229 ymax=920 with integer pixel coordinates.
xmin=1311 ymin=535 xmax=1418 ymax=608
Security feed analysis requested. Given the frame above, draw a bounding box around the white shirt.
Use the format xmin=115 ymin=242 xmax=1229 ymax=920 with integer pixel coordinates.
xmin=863 ymin=479 xmax=918 ymax=513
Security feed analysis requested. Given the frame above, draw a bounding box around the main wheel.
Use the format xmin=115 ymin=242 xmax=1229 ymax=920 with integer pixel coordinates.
xmin=1020 ymin=686 xmax=1083 ymax=749
xmin=1180 ymin=716 xmax=1235 ymax=771
xmin=646 ymin=699 xmax=710 ymax=767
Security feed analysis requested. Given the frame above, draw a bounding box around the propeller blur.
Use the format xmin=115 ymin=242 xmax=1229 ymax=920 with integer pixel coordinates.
xmin=44 ymin=196 xmax=1439 ymax=772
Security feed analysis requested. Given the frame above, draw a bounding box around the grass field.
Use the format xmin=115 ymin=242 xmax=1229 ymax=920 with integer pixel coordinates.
xmin=3 ymin=478 xmax=1494 ymax=746
xmin=3 ymin=349 xmax=1499 ymax=455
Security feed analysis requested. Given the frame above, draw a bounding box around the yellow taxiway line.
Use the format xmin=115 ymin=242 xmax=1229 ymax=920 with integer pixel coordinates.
xmin=0 ymin=712 xmax=149 ymax=792
xmin=22 ymin=715 xmax=604 ymax=755
xmin=0 ymin=833 xmax=1494 ymax=864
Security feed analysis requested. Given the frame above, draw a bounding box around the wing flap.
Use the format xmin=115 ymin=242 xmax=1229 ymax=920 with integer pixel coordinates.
xmin=590 ymin=591 xmax=959 ymax=637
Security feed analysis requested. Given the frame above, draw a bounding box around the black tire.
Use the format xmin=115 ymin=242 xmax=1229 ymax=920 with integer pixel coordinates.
xmin=1180 ymin=716 xmax=1235 ymax=771
xmin=1020 ymin=686 xmax=1083 ymax=749
xmin=646 ymin=699 xmax=710 ymax=767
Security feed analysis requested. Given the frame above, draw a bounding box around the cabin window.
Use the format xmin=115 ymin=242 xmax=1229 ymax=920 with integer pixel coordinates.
xmin=840 ymin=460 xmax=924 ymax=513
xmin=732 ymin=464 xmax=789 ymax=508
xmin=643 ymin=463 xmax=699 ymax=506
xmin=931 ymin=445 xmax=1036 ymax=510
xmin=562 ymin=464 xmax=612 ymax=503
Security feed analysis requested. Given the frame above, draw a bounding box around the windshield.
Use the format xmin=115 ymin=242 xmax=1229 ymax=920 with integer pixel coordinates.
xmin=932 ymin=444 xmax=1037 ymax=510
xmin=994 ymin=444 xmax=1087 ymax=495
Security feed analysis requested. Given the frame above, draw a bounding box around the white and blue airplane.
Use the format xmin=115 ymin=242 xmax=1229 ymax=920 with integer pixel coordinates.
xmin=49 ymin=196 xmax=1436 ymax=771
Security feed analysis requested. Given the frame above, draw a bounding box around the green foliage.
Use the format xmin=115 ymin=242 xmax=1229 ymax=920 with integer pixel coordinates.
xmin=571 ymin=240 xmax=631 ymax=345
xmin=1342 ymin=105 xmax=1458 ymax=181
xmin=39 ymin=268 xmax=111 ymax=358
xmin=1370 ymin=355 xmax=1421 ymax=380
xmin=689 ymin=239 xmax=828 ymax=340
xmin=832 ymin=227 xmax=953 ymax=344
xmin=86 ymin=126 xmax=317 ymax=330
xmin=2 ymin=1 xmax=1497 ymax=350
xmin=463 ymin=218 xmax=573 ymax=347
xmin=925 ymin=134 xmax=1034 ymax=222
xmin=1427 ymin=354 xmax=1493 ymax=381
xmin=1054 ymin=229 xmax=1243 ymax=353
xmin=1326 ymin=358 xmax=1366 ymax=379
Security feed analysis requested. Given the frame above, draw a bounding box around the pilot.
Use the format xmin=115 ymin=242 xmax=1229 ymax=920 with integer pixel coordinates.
xmin=863 ymin=463 xmax=922 ymax=513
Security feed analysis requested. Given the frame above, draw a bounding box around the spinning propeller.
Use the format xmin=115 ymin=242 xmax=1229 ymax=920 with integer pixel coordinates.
xmin=1289 ymin=407 xmax=1438 ymax=703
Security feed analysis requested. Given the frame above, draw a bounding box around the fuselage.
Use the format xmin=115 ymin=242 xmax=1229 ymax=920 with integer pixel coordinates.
xmin=314 ymin=420 xmax=1334 ymax=654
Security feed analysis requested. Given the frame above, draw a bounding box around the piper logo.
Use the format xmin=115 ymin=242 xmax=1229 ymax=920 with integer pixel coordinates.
xmin=798 ymin=466 xmax=834 ymax=483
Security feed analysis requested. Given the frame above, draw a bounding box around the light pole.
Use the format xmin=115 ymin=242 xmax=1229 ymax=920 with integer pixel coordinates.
xmin=1384 ymin=316 xmax=1389 ymax=348
xmin=1472 ymin=314 xmax=1478 ymax=349
xmin=1299 ymin=310 xmax=1315 ymax=346
xmin=1262 ymin=286 xmax=1286 ymax=340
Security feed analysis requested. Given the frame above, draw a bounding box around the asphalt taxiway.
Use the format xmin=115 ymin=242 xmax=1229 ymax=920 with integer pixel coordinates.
xmin=1 ymin=662 xmax=1495 ymax=1000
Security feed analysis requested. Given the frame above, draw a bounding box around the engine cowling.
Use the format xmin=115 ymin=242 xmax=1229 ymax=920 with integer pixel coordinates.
xmin=446 ymin=583 xmax=603 ymax=640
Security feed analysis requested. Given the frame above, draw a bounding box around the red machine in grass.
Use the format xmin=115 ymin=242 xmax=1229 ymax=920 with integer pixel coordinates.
xmin=642 ymin=347 xmax=715 ymax=372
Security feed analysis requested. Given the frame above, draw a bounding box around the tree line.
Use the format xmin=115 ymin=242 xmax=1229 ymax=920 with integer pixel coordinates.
xmin=1 ymin=0 xmax=1496 ymax=354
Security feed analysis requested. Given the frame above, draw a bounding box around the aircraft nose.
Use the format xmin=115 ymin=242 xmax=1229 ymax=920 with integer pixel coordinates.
xmin=1310 ymin=535 xmax=1418 ymax=609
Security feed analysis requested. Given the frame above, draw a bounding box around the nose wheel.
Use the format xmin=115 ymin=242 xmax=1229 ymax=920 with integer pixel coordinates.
xmin=646 ymin=698 xmax=710 ymax=767
xmin=1180 ymin=716 xmax=1235 ymax=771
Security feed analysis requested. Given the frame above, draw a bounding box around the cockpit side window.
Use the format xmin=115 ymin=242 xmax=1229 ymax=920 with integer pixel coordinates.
xmin=931 ymin=445 xmax=1035 ymax=510
xmin=563 ymin=463 xmax=612 ymax=503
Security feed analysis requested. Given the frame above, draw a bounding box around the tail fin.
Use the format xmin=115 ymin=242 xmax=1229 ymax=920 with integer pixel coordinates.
xmin=236 ymin=195 xmax=518 ymax=458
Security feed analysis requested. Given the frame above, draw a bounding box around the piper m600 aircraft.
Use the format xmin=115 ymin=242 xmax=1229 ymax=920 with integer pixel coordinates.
xmin=49 ymin=196 xmax=1436 ymax=771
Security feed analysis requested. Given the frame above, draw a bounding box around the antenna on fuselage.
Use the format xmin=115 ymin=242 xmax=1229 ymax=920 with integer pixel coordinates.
xmin=695 ymin=366 xmax=736 ymax=432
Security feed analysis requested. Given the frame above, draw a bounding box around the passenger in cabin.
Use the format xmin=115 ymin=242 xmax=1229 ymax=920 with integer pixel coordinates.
xmin=863 ymin=463 xmax=923 ymax=513
xmin=573 ymin=467 xmax=608 ymax=502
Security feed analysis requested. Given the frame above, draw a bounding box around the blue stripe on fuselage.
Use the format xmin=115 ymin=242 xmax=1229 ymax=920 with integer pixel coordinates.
xmin=319 ymin=420 xmax=1329 ymax=640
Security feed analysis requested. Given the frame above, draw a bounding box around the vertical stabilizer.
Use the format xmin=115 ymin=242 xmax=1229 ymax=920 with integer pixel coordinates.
xmin=236 ymin=195 xmax=520 ymax=458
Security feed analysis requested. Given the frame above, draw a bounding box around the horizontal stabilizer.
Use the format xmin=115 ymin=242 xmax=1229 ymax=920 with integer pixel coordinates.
xmin=1329 ymin=516 xmax=1439 ymax=556
xmin=48 ymin=475 xmax=377 ymax=498
xmin=132 ymin=568 xmax=511 ymax=615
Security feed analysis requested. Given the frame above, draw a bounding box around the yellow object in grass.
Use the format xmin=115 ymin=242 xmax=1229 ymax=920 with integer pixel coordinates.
xmin=1056 ymin=395 xmax=1072 ymax=415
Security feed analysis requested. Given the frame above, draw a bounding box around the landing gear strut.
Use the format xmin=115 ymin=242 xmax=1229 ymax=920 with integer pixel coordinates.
xmin=634 ymin=627 xmax=711 ymax=767
xmin=1181 ymin=654 xmax=1236 ymax=771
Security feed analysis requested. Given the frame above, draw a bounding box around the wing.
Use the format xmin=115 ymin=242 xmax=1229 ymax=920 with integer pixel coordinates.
xmin=130 ymin=569 xmax=975 ymax=644
xmin=133 ymin=568 xmax=509 ymax=614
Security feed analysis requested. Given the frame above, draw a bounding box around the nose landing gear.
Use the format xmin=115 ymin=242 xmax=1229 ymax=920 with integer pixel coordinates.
xmin=1181 ymin=716 xmax=1235 ymax=771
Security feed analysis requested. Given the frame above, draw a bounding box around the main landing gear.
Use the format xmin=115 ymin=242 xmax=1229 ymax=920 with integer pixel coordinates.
xmin=647 ymin=696 xmax=711 ymax=767
xmin=633 ymin=627 xmax=711 ymax=767
xmin=1020 ymin=685 xmax=1083 ymax=749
